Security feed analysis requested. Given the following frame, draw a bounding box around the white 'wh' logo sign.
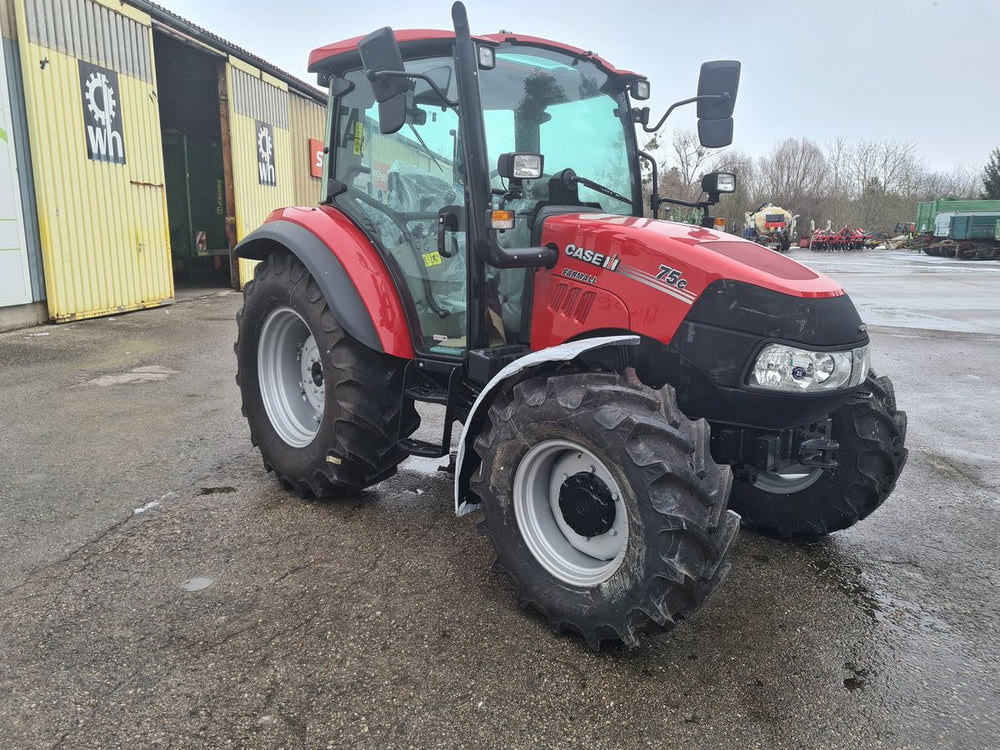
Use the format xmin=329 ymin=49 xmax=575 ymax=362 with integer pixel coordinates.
xmin=256 ymin=121 xmax=276 ymax=186
xmin=78 ymin=60 xmax=126 ymax=165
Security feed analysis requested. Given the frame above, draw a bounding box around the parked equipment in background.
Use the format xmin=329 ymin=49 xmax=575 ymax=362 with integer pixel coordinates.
xmin=810 ymin=224 xmax=873 ymax=252
xmin=743 ymin=202 xmax=794 ymax=252
xmin=232 ymin=2 xmax=908 ymax=648
xmin=913 ymin=199 xmax=1000 ymax=260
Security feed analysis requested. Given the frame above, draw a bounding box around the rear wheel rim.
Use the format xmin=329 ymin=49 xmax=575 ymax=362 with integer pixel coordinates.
xmin=258 ymin=307 xmax=324 ymax=448
xmin=513 ymin=440 xmax=628 ymax=587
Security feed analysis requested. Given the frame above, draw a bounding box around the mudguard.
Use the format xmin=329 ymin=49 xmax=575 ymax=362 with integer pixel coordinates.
xmin=234 ymin=208 xmax=415 ymax=359
xmin=453 ymin=334 xmax=639 ymax=516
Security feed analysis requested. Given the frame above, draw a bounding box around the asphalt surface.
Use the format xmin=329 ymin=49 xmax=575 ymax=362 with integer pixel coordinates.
xmin=1 ymin=249 xmax=998 ymax=748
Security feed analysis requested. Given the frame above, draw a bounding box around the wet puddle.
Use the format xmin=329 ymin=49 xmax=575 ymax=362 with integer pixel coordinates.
xmin=180 ymin=577 xmax=214 ymax=592
xmin=85 ymin=366 xmax=179 ymax=386
xmin=808 ymin=547 xmax=952 ymax=634
xmin=402 ymin=454 xmax=453 ymax=476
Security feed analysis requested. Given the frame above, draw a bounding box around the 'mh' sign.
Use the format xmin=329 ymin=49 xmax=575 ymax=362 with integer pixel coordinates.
xmin=256 ymin=121 xmax=276 ymax=186
xmin=78 ymin=60 xmax=126 ymax=165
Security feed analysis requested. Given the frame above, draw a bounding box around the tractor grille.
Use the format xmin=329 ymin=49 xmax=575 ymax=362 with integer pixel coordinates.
xmin=549 ymin=283 xmax=597 ymax=324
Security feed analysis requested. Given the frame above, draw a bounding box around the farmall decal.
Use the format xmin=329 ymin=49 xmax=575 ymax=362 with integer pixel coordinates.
xmin=78 ymin=61 xmax=125 ymax=164
xmin=256 ymin=121 xmax=276 ymax=186
xmin=564 ymin=243 xmax=620 ymax=270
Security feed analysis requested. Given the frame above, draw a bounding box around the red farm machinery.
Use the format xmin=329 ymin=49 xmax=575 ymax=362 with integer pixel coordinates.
xmin=232 ymin=2 xmax=908 ymax=648
xmin=810 ymin=225 xmax=875 ymax=252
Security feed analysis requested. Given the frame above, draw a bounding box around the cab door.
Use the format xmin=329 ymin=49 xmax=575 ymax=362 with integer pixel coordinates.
xmin=329 ymin=60 xmax=468 ymax=356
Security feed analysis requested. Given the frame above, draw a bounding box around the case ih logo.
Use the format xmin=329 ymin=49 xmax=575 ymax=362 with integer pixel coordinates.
xmin=256 ymin=121 xmax=276 ymax=186
xmin=78 ymin=61 xmax=125 ymax=164
xmin=564 ymin=243 xmax=620 ymax=271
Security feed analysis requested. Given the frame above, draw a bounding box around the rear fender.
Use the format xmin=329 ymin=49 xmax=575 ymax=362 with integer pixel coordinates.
xmin=453 ymin=335 xmax=639 ymax=516
xmin=235 ymin=210 xmax=415 ymax=359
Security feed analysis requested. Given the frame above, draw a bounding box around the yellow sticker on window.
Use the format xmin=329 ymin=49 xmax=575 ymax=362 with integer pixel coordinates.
xmin=423 ymin=251 xmax=443 ymax=267
xmin=353 ymin=121 xmax=363 ymax=156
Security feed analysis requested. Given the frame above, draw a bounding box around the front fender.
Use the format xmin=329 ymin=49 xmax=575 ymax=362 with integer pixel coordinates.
xmin=235 ymin=208 xmax=415 ymax=359
xmin=453 ymin=335 xmax=639 ymax=516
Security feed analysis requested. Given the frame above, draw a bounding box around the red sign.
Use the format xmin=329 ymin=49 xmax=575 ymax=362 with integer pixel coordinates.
xmin=309 ymin=138 xmax=324 ymax=178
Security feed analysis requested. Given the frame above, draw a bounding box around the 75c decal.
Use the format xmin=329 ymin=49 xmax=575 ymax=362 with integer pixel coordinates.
xmin=655 ymin=265 xmax=688 ymax=289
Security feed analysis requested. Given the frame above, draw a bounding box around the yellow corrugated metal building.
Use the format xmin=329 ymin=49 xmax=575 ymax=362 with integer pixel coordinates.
xmin=0 ymin=0 xmax=327 ymax=327
xmin=289 ymin=89 xmax=326 ymax=207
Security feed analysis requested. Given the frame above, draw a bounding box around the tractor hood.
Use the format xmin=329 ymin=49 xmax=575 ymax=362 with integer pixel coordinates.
xmin=535 ymin=213 xmax=867 ymax=428
xmin=541 ymin=213 xmax=845 ymax=299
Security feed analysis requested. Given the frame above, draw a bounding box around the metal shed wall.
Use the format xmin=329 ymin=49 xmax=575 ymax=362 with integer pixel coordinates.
xmin=15 ymin=0 xmax=171 ymax=322
xmin=288 ymin=90 xmax=324 ymax=207
xmin=1 ymin=0 xmax=44 ymax=308
xmin=228 ymin=56 xmax=293 ymax=287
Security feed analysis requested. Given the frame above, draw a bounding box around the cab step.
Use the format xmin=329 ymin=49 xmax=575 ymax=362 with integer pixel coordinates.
xmin=398 ymin=437 xmax=450 ymax=458
xmin=404 ymin=384 xmax=450 ymax=405
xmin=396 ymin=360 xmax=464 ymax=458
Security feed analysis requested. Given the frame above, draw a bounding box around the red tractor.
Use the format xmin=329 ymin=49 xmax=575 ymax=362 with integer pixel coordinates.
xmin=234 ymin=3 xmax=907 ymax=648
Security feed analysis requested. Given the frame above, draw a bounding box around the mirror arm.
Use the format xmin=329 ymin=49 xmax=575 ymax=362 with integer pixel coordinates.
xmin=642 ymin=92 xmax=729 ymax=133
xmin=637 ymin=150 xmax=659 ymax=218
xmin=365 ymin=69 xmax=458 ymax=107
xmin=654 ymin=195 xmax=712 ymax=211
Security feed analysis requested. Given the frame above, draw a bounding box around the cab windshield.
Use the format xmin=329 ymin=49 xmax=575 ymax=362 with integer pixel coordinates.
xmin=481 ymin=46 xmax=638 ymax=214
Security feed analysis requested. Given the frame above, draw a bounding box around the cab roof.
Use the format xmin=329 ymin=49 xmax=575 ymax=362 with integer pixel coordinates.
xmin=308 ymin=29 xmax=641 ymax=81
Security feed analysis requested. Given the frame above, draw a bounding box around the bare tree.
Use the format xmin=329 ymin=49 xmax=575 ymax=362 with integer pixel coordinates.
xmin=667 ymin=130 xmax=718 ymax=201
xmin=817 ymin=137 xmax=855 ymax=228
xmin=639 ymin=130 xmax=982 ymax=234
xmin=845 ymin=140 xmax=920 ymax=195
xmin=758 ymin=138 xmax=828 ymax=201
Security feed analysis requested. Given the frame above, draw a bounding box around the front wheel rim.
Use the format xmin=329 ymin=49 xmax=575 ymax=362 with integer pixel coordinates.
xmin=258 ymin=307 xmax=324 ymax=448
xmin=513 ymin=439 xmax=628 ymax=587
xmin=753 ymin=464 xmax=824 ymax=494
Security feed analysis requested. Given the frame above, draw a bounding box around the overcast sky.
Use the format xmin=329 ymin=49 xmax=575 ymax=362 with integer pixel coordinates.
xmin=159 ymin=0 xmax=998 ymax=174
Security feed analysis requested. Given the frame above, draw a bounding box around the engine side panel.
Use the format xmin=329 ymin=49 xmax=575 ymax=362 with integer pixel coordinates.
xmin=530 ymin=271 xmax=631 ymax=345
xmin=236 ymin=206 xmax=415 ymax=360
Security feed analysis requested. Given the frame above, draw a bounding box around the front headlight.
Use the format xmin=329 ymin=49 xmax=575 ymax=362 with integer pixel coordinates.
xmin=749 ymin=343 xmax=870 ymax=392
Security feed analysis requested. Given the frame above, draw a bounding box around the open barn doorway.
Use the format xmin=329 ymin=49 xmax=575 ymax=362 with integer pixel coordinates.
xmin=153 ymin=30 xmax=237 ymax=297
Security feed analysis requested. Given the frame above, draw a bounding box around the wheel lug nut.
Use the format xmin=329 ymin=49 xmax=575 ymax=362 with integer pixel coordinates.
xmin=609 ymin=529 xmax=617 ymax=536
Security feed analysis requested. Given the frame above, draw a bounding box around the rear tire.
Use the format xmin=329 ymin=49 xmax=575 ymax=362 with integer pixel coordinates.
xmin=471 ymin=371 xmax=738 ymax=648
xmin=235 ymin=253 xmax=418 ymax=497
xmin=728 ymin=372 xmax=907 ymax=541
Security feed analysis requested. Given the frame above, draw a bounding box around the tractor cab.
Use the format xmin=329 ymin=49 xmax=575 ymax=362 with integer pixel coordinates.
xmin=307 ymin=9 xmax=737 ymax=364
xmin=310 ymin=29 xmax=639 ymax=358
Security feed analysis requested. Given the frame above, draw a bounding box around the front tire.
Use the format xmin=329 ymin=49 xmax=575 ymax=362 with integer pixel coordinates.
xmin=728 ymin=372 xmax=908 ymax=540
xmin=471 ymin=371 xmax=738 ymax=648
xmin=235 ymin=253 xmax=418 ymax=497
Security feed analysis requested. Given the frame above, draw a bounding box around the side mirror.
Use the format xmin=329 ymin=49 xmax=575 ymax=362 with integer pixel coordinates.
xmin=359 ymin=27 xmax=408 ymax=134
xmin=696 ymin=60 xmax=741 ymax=119
xmin=698 ymin=118 xmax=734 ymax=148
